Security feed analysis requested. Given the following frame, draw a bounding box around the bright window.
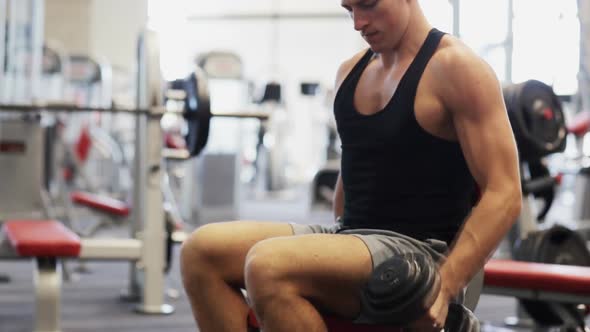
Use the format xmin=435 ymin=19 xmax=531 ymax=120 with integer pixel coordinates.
xmin=460 ymin=0 xmax=579 ymax=95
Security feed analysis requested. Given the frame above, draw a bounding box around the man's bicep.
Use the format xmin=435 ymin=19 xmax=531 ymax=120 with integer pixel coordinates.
xmin=446 ymin=60 xmax=520 ymax=191
xmin=456 ymin=103 xmax=520 ymax=192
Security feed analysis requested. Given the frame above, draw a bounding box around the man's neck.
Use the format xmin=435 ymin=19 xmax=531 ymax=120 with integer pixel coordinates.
xmin=378 ymin=6 xmax=432 ymax=69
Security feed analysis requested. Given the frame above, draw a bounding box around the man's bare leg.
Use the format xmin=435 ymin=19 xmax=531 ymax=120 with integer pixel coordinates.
xmin=180 ymin=221 xmax=294 ymax=332
xmin=245 ymin=234 xmax=373 ymax=332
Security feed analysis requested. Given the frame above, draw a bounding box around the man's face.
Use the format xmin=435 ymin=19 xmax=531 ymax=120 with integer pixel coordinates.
xmin=341 ymin=0 xmax=411 ymax=52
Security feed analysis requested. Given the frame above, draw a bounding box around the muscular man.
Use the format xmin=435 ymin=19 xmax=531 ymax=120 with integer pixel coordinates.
xmin=180 ymin=0 xmax=522 ymax=331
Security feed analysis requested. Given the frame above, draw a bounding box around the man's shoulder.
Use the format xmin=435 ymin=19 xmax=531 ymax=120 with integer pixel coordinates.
xmin=430 ymin=35 xmax=503 ymax=115
xmin=334 ymin=48 xmax=371 ymax=88
xmin=432 ymin=36 xmax=489 ymax=78
xmin=341 ymin=48 xmax=370 ymax=70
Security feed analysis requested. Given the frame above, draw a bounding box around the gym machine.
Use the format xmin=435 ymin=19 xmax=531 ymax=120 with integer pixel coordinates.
xmin=0 ymin=3 xmax=212 ymax=328
xmin=485 ymin=79 xmax=590 ymax=330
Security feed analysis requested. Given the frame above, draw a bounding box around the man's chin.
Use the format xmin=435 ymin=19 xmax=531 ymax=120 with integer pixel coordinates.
xmin=368 ymin=43 xmax=384 ymax=53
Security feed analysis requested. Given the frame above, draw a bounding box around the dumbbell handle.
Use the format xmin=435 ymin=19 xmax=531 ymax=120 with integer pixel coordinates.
xmin=522 ymin=174 xmax=562 ymax=195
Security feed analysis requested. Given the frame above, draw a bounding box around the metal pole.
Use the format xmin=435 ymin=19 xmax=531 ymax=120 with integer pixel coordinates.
xmin=5 ymin=0 xmax=18 ymax=102
xmin=133 ymin=28 xmax=173 ymax=315
xmin=0 ymin=0 xmax=7 ymax=104
xmin=124 ymin=32 xmax=150 ymax=304
xmin=13 ymin=0 xmax=28 ymax=103
xmin=579 ymin=0 xmax=590 ymax=112
xmin=450 ymin=0 xmax=460 ymax=37
xmin=130 ymin=28 xmax=149 ymax=306
xmin=30 ymin=0 xmax=44 ymax=102
xmin=186 ymin=12 xmax=349 ymax=21
xmin=505 ymin=0 xmax=514 ymax=83
xmin=98 ymin=59 xmax=113 ymax=109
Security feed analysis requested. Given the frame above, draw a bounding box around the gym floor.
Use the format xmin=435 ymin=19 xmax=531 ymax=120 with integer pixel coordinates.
xmin=0 ymin=186 xmax=587 ymax=332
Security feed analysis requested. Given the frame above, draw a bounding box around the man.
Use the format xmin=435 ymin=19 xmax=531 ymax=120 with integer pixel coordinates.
xmin=180 ymin=0 xmax=522 ymax=331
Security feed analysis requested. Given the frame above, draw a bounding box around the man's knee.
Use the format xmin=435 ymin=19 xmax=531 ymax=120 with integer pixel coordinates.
xmin=180 ymin=222 xmax=233 ymax=277
xmin=244 ymin=239 xmax=298 ymax=315
xmin=244 ymin=239 xmax=296 ymax=297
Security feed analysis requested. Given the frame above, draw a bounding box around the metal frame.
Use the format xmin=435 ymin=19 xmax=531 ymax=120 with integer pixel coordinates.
xmin=66 ymin=54 xmax=113 ymax=109
xmin=486 ymin=284 xmax=590 ymax=331
xmin=484 ymin=286 xmax=590 ymax=304
xmin=187 ymin=12 xmax=348 ymax=21
xmin=0 ymin=29 xmax=175 ymax=332
xmin=79 ymin=238 xmax=143 ymax=259
xmin=30 ymin=0 xmax=44 ymax=101
xmin=35 ymin=258 xmax=63 ymax=332
xmin=482 ymin=163 xmax=590 ymax=329
xmin=0 ymin=117 xmax=51 ymax=221
xmin=0 ymin=0 xmax=6 ymax=104
xmin=0 ymin=102 xmax=154 ymax=114
xmin=505 ymin=0 xmax=514 ymax=83
xmin=128 ymin=29 xmax=173 ymax=315
xmin=4 ymin=0 xmax=17 ymax=102
xmin=580 ymin=0 xmax=590 ymax=112
xmin=450 ymin=0 xmax=460 ymax=37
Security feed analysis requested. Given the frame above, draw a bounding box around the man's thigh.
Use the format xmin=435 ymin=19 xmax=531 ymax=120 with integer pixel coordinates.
xmin=185 ymin=221 xmax=295 ymax=285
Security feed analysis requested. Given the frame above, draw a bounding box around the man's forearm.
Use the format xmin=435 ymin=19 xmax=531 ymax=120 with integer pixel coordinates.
xmin=438 ymin=189 xmax=521 ymax=298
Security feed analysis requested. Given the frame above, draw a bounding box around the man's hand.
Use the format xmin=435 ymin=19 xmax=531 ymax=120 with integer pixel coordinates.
xmin=406 ymin=288 xmax=451 ymax=331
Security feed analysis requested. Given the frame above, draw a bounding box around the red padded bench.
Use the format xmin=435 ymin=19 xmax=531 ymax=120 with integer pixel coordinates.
xmin=70 ymin=191 xmax=131 ymax=217
xmin=483 ymin=259 xmax=590 ymax=329
xmin=484 ymin=259 xmax=590 ymax=296
xmin=3 ymin=220 xmax=81 ymax=332
xmin=4 ymin=220 xmax=81 ymax=257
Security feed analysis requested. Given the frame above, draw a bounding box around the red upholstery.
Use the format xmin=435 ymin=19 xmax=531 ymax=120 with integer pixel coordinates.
xmin=484 ymin=259 xmax=590 ymax=295
xmin=247 ymin=309 xmax=402 ymax=331
xmin=75 ymin=125 xmax=92 ymax=163
xmin=71 ymin=191 xmax=131 ymax=217
xmin=3 ymin=220 xmax=81 ymax=257
xmin=567 ymin=111 xmax=590 ymax=137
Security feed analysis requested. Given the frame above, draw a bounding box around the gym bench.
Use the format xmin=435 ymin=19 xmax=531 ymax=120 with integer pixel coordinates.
xmin=70 ymin=191 xmax=131 ymax=217
xmin=483 ymin=259 xmax=590 ymax=328
xmin=3 ymin=220 xmax=81 ymax=332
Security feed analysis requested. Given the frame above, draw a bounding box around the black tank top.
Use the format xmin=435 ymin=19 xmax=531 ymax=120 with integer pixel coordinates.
xmin=334 ymin=29 xmax=477 ymax=245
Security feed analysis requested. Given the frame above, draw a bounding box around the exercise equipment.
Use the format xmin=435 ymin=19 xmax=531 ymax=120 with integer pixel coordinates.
xmin=66 ymin=54 xmax=112 ymax=108
xmin=246 ymin=252 xmax=481 ymax=331
xmin=3 ymin=220 xmax=81 ymax=332
xmin=41 ymin=44 xmax=69 ymax=102
xmin=0 ymin=23 xmax=193 ymax=330
xmin=311 ymin=166 xmax=339 ymax=206
xmin=69 ymin=191 xmax=131 ymax=218
xmin=504 ymin=79 xmax=567 ymax=162
xmin=358 ymin=252 xmax=441 ymax=325
xmin=480 ymin=80 xmax=590 ymax=330
xmin=197 ymin=51 xmax=243 ymax=80
xmin=513 ymin=226 xmax=590 ymax=326
xmin=484 ymin=259 xmax=590 ymax=330
xmin=168 ymin=66 xmax=212 ymax=158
